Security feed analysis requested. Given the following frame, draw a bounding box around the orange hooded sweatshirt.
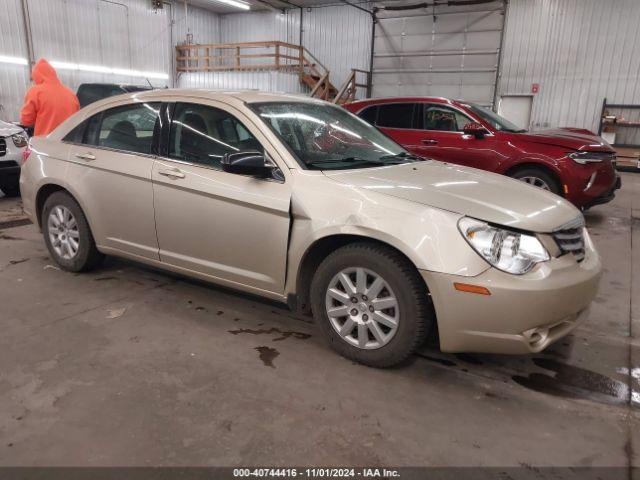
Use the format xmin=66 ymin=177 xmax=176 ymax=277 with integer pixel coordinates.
xmin=20 ymin=59 xmax=80 ymax=137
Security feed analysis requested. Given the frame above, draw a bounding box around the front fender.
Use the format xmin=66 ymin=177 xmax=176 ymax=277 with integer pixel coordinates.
xmin=501 ymin=153 xmax=563 ymax=176
xmin=285 ymin=199 xmax=490 ymax=297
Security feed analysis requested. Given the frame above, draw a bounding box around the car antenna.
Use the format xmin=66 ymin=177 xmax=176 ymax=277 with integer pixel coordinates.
xmin=145 ymin=78 xmax=154 ymax=89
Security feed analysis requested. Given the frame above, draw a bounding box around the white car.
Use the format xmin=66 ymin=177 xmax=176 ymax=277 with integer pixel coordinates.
xmin=0 ymin=120 xmax=28 ymax=197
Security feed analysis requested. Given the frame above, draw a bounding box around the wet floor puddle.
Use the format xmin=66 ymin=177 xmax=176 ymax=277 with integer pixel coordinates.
xmin=228 ymin=325 xmax=310 ymax=368
xmin=418 ymin=351 xmax=638 ymax=408
xmin=513 ymin=358 xmax=638 ymax=407
xmin=228 ymin=327 xmax=311 ymax=342
xmin=255 ymin=346 xmax=279 ymax=368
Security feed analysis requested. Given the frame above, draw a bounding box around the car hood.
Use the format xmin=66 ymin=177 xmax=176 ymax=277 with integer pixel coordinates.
xmin=323 ymin=161 xmax=581 ymax=233
xmin=514 ymin=128 xmax=612 ymax=151
xmin=0 ymin=120 xmax=23 ymax=137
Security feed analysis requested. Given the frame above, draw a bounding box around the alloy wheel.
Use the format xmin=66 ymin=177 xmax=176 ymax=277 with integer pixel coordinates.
xmin=48 ymin=205 xmax=80 ymax=260
xmin=519 ymin=176 xmax=551 ymax=190
xmin=324 ymin=267 xmax=399 ymax=350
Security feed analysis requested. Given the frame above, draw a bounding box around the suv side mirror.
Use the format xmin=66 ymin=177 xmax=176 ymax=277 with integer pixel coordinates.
xmin=222 ymin=151 xmax=272 ymax=178
xmin=463 ymin=122 xmax=487 ymax=139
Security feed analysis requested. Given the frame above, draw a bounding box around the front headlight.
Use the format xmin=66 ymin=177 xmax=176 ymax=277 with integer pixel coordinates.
xmin=568 ymin=151 xmax=613 ymax=164
xmin=458 ymin=217 xmax=550 ymax=275
xmin=11 ymin=132 xmax=28 ymax=148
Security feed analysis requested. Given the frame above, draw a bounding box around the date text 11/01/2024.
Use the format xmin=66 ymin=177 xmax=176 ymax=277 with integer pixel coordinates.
xmin=233 ymin=468 xmax=400 ymax=478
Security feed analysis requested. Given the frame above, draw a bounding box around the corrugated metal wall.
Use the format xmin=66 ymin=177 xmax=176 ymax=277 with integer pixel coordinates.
xmin=0 ymin=0 xmax=31 ymax=122
xmin=178 ymin=70 xmax=305 ymax=94
xmin=174 ymin=1 xmax=222 ymax=45
xmin=302 ymin=5 xmax=372 ymax=92
xmin=0 ymin=0 xmax=182 ymax=121
xmin=499 ymin=0 xmax=640 ymax=132
xmin=221 ymin=10 xmax=298 ymax=44
xmin=29 ymin=0 xmax=172 ymax=87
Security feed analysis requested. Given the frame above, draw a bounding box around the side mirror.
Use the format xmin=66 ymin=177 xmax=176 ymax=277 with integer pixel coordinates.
xmin=463 ymin=122 xmax=487 ymax=139
xmin=222 ymin=151 xmax=272 ymax=178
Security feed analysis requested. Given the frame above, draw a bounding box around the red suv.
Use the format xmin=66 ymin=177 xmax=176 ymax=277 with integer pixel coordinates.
xmin=343 ymin=97 xmax=620 ymax=209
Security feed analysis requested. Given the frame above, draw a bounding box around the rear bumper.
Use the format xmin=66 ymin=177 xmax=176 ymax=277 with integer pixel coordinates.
xmin=421 ymin=234 xmax=601 ymax=354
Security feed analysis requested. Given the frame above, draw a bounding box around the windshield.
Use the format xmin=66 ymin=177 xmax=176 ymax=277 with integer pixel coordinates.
xmin=251 ymin=102 xmax=420 ymax=170
xmin=463 ymin=103 xmax=527 ymax=133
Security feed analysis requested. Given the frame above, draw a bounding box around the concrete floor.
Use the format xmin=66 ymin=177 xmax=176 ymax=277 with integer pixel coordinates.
xmin=0 ymin=174 xmax=638 ymax=468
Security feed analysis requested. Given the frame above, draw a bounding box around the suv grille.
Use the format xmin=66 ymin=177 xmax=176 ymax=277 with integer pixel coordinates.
xmin=553 ymin=226 xmax=585 ymax=262
xmin=0 ymin=138 xmax=6 ymax=157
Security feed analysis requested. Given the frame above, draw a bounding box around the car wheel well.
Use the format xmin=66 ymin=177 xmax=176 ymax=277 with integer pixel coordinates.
xmin=505 ymin=163 xmax=563 ymax=196
xmin=295 ymin=235 xmax=427 ymax=315
xmin=36 ymin=184 xmax=69 ymax=228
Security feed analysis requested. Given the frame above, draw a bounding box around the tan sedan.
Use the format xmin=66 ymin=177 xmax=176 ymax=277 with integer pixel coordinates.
xmin=20 ymin=90 xmax=601 ymax=367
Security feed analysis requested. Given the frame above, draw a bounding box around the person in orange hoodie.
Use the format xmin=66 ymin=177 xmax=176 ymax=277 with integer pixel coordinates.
xmin=20 ymin=59 xmax=80 ymax=137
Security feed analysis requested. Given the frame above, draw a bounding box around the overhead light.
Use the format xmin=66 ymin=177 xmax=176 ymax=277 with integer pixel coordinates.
xmin=209 ymin=0 xmax=250 ymax=10
xmin=49 ymin=60 xmax=169 ymax=80
xmin=0 ymin=55 xmax=28 ymax=66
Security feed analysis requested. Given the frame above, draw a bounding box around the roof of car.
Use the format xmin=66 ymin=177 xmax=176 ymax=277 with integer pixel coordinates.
xmin=128 ymin=88 xmax=321 ymax=105
xmin=344 ymin=97 xmax=464 ymax=109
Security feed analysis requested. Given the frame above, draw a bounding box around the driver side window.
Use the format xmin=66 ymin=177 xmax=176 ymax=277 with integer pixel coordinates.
xmin=169 ymin=103 xmax=263 ymax=169
xmin=423 ymin=104 xmax=472 ymax=132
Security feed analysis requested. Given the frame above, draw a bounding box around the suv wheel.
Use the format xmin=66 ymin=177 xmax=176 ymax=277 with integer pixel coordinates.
xmin=42 ymin=191 xmax=104 ymax=272
xmin=311 ymin=242 xmax=433 ymax=368
xmin=510 ymin=167 xmax=561 ymax=195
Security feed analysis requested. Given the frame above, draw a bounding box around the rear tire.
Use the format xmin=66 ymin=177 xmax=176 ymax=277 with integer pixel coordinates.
xmin=311 ymin=242 xmax=433 ymax=368
xmin=510 ymin=167 xmax=561 ymax=195
xmin=42 ymin=191 xmax=104 ymax=272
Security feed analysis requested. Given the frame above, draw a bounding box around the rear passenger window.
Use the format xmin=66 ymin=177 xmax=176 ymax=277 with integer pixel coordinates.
xmin=358 ymin=105 xmax=378 ymax=125
xmin=63 ymin=121 xmax=88 ymax=143
xmin=376 ymin=103 xmax=415 ymax=129
xmin=93 ymin=102 xmax=161 ymax=155
xmin=77 ymin=84 xmax=125 ymax=108
xmin=169 ymin=103 xmax=262 ymax=169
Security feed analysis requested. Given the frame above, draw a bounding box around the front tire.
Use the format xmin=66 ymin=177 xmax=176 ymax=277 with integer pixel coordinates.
xmin=510 ymin=167 xmax=561 ymax=195
xmin=311 ymin=242 xmax=433 ymax=368
xmin=42 ymin=191 xmax=104 ymax=272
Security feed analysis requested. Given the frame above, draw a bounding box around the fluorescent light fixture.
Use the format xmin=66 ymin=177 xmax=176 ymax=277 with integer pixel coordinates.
xmin=209 ymin=0 xmax=250 ymax=10
xmin=49 ymin=60 xmax=169 ymax=80
xmin=0 ymin=55 xmax=28 ymax=66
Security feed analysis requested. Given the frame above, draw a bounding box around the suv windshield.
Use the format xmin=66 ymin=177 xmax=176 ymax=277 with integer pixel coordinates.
xmin=463 ymin=103 xmax=527 ymax=133
xmin=251 ymin=102 xmax=419 ymax=170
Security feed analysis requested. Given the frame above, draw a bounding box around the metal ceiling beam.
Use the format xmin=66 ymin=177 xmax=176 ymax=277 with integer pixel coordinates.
xmin=269 ymin=0 xmax=304 ymax=9
xmin=338 ymin=0 xmax=374 ymax=16
xmin=250 ymin=0 xmax=286 ymax=12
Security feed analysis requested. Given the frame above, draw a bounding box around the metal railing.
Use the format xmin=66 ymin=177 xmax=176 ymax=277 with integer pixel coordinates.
xmin=333 ymin=69 xmax=371 ymax=104
xmin=176 ymin=41 xmax=370 ymax=102
xmin=176 ymin=41 xmax=323 ymax=75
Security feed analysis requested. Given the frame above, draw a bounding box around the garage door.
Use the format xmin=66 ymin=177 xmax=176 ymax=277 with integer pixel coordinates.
xmin=372 ymin=1 xmax=505 ymax=107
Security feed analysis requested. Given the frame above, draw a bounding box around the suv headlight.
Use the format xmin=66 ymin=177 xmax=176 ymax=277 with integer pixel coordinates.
xmin=568 ymin=151 xmax=613 ymax=164
xmin=458 ymin=217 xmax=550 ymax=275
xmin=11 ymin=132 xmax=28 ymax=148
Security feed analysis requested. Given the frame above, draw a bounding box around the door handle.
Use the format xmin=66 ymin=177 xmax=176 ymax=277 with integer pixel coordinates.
xmin=75 ymin=152 xmax=96 ymax=161
xmin=421 ymin=139 xmax=438 ymax=145
xmin=158 ymin=168 xmax=185 ymax=179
